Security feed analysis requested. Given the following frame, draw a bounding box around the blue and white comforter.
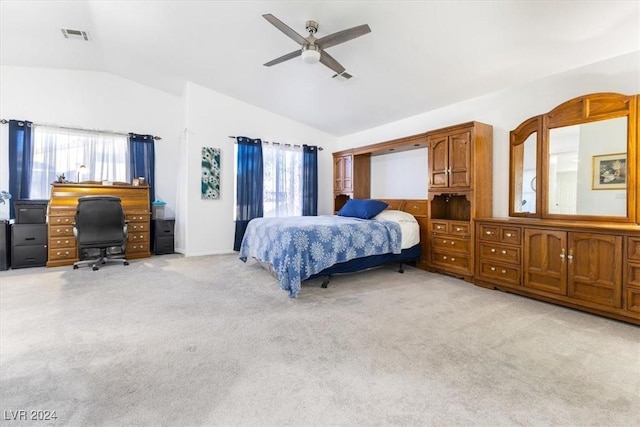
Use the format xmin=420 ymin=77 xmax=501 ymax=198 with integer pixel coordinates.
xmin=239 ymin=215 xmax=402 ymax=297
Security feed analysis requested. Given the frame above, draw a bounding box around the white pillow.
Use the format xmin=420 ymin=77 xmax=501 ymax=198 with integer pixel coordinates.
xmin=374 ymin=209 xmax=420 ymax=249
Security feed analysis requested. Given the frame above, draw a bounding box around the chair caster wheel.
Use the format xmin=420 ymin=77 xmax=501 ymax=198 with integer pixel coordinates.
xmin=124 ymin=261 xmax=129 ymax=266
xmin=92 ymin=266 xmax=99 ymax=271
xmin=73 ymin=265 xmax=79 ymax=269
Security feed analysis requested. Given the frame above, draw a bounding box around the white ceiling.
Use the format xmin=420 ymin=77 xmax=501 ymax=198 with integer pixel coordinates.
xmin=1 ymin=1 xmax=639 ymax=136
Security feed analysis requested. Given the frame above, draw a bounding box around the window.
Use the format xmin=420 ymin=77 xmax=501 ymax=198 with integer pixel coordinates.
xmin=262 ymin=144 xmax=303 ymax=217
xmin=30 ymin=126 xmax=129 ymax=199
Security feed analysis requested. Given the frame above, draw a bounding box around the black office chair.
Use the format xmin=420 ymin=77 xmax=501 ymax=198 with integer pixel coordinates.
xmin=72 ymin=196 xmax=129 ymax=271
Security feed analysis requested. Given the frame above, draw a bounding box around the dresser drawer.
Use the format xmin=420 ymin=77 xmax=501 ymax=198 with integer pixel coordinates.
xmin=627 ymin=237 xmax=640 ymax=261
xmin=128 ymin=222 xmax=148 ymax=232
xmin=478 ymin=242 xmax=520 ymax=264
xmin=431 ymin=221 xmax=448 ymax=233
xmin=49 ymin=248 xmax=76 ymax=261
xmin=478 ymin=260 xmax=521 ymax=286
xmin=50 ymin=224 xmax=75 ymax=237
xmin=49 ymin=237 xmax=76 ymax=249
xmin=499 ymin=227 xmax=521 ymax=245
xmin=49 ymin=216 xmax=74 ymax=226
xmin=627 ymin=263 xmax=640 ymax=288
xmin=431 ymin=251 xmax=469 ymax=270
xmin=127 ymin=232 xmax=149 ymax=243
xmin=431 ymin=220 xmax=469 ymax=236
xmin=626 ymin=287 xmax=640 ymax=314
xmin=126 ymin=214 xmax=149 ymax=222
xmin=432 ymin=235 xmax=470 ymax=253
xmin=127 ymin=242 xmax=149 ymax=254
xmin=478 ymin=223 xmax=521 ymax=244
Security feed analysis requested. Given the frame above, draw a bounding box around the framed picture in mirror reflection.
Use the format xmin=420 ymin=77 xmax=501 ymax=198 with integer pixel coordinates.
xmin=592 ymin=153 xmax=626 ymax=190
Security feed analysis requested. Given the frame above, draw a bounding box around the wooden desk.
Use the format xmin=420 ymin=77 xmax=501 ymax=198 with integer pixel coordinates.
xmin=47 ymin=183 xmax=151 ymax=267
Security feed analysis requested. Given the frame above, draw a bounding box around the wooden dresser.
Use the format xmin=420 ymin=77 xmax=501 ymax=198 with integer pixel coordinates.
xmin=47 ymin=183 xmax=151 ymax=267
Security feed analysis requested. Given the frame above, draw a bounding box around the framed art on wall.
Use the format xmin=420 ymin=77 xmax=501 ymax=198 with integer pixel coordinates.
xmin=202 ymin=147 xmax=221 ymax=199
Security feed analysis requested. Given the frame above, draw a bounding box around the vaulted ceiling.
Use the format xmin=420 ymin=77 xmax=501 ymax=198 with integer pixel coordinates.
xmin=1 ymin=1 xmax=638 ymax=136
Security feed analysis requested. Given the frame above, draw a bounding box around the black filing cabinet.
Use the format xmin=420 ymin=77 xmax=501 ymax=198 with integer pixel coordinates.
xmin=152 ymin=219 xmax=175 ymax=255
xmin=0 ymin=220 xmax=10 ymax=270
xmin=11 ymin=224 xmax=48 ymax=268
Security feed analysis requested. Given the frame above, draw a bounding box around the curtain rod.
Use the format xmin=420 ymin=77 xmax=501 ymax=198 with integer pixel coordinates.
xmin=0 ymin=119 xmax=162 ymax=140
xmin=228 ymin=135 xmax=323 ymax=151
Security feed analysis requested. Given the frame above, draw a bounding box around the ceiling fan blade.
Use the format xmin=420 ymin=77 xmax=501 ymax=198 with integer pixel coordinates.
xmin=262 ymin=14 xmax=307 ymax=46
xmin=319 ymin=50 xmax=346 ymax=74
xmin=316 ymin=24 xmax=371 ymax=50
xmin=264 ymin=49 xmax=302 ymax=67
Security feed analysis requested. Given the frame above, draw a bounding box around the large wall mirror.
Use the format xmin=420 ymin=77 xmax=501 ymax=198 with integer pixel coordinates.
xmin=510 ymin=92 xmax=638 ymax=223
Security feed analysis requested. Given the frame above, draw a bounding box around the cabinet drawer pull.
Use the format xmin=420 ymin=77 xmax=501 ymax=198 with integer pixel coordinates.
xmin=490 ymin=248 xmax=496 ymax=253
xmin=443 ymin=256 xmax=447 ymax=260
xmin=485 ymin=231 xmax=494 ymax=235
xmin=455 ymin=227 xmax=462 ymax=232
xmin=450 ymin=257 xmax=455 ymax=261
xmin=490 ymin=266 xmax=496 ymax=271
xmin=450 ymin=241 xmax=455 ymax=245
xmin=505 ymin=233 xmax=513 ymax=237
xmin=501 ymin=250 xmax=507 ymax=255
xmin=442 ymin=240 xmax=447 ymax=244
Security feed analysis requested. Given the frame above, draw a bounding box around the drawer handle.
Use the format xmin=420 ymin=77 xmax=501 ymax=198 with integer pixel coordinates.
xmin=485 ymin=231 xmax=494 ymax=235
xmin=501 ymin=269 xmax=507 ymax=274
xmin=25 ymin=237 xmax=35 ymax=241
xmin=442 ymin=240 xmax=447 ymax=244
xmin=505 ymin=233 xmax=513 ymax=237
xmin=455 ymin=227 xmax=462 ymax=232
xmin=443 ymin=256 xmax=447 ymax=260
xmin=501 ymin=250 xmax=507 ymax=255
xmin=450 ymin=241 xmax=455 ymax=245
xmin=450 ymin=257 xmax=455 ymax=261
xmin=490 ymin=248 xmax=496 ymax=253
xmin=491 ymin=267 xmax=496 ymax=271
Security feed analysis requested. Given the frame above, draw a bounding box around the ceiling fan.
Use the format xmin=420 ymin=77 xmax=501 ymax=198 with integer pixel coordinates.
xmin=262 ymin=13 xmax=371 ymax=79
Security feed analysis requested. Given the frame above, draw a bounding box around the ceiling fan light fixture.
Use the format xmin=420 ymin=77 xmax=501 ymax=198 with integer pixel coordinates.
xmin=301 ymin=48 xmax=321 ymax=64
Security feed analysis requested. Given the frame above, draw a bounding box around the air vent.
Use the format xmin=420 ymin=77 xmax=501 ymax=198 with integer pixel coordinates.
xmin=61 ymin=29 xmax=90 ymax=41
xmin=332 ymin=71 xmax=354 ymax=81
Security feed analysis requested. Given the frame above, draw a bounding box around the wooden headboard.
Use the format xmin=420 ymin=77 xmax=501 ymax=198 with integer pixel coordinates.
xmin=378 ymin=199 xmax=428 ymax=268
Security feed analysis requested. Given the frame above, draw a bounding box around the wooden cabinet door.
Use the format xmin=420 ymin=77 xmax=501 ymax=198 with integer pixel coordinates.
xmin=342 ymin=155 xmax=353 ymax=192
xmin=448 ymin=130 xmax=471 ymax=188
xmin=428 ymin=135 xmax=449 ymax=188
xmin=567 ymin=233 xmax=622 ymax=307
xmin=333 ymin=156 xmax=344 ymax=191
xmin=333 ymin=155 xmax=353 ymax=192
xmin=524 ymin=228 xmax=567 ymax=295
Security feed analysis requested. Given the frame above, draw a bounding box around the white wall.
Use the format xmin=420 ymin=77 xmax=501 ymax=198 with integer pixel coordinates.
xmin=0 ymin=67 xmax=338 ymax=257
xmin=0 ymin=66 xmax=183 ymax=220
xmin=338 ymin=51 xmax=640 ymax=218
xmin=179 ymin=82 xmax=338 ymax=256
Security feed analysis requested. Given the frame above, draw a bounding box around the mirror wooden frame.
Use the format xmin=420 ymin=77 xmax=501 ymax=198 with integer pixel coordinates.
xmin=509 ymin=92 xmax=638 ymax=223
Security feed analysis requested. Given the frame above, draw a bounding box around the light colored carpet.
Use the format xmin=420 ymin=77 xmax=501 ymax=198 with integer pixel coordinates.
xmin=1 ymin=253 xmax=639 ymax=427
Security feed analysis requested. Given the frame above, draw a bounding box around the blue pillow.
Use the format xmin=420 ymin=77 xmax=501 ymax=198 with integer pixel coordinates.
xmin=338 ymin=199 xmax=388 ymax=220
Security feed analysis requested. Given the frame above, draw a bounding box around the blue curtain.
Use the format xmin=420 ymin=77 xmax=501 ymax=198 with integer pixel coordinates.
xmin=8 ymin=120 xmax=34 ymax=218
xmin=234 ymin=136 xmax=263 ymax=251
xmin=302 ymin=145 xmax=318 ymax=216
xmin=129 ymin=134 xmax=155 ymax=202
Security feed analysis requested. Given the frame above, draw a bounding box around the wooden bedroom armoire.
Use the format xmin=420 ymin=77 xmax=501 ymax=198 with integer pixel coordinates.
xmin=332 ymin=121 xmax=493 ymax=279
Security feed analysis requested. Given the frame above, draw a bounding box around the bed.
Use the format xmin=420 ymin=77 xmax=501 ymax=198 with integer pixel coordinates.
xmin=238 ymin=199 xmax=426 ymax=297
